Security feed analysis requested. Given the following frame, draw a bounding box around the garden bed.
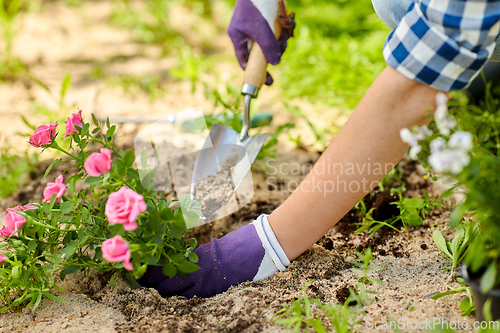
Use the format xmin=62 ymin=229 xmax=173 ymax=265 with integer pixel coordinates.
xmin=0 ymin=151 xmax=478 ymax=333
xmin=0 ymin=1 xmax=482 ymax=332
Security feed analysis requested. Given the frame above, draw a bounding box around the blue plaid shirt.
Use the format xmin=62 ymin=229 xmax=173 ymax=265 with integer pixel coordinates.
xmin=384 ymin=0 xmax=500 ymax=91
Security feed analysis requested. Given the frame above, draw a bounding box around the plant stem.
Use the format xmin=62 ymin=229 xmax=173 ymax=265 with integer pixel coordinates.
xmin=29 ymin=220 xmax=74 ymax=232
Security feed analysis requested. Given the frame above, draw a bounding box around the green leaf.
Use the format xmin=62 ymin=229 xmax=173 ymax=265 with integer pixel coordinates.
xmin=183 ymin=211 xmax=200 ymax=229
xmin=176 ymin=261 xmax=200 ymax=274
xmin=432 ymin=230 xmax=452 ymax=258
xmin=162 ymin=263 xmax=177 ymax=278
xmin=483 ymin=298 xmax=493 ymax=322
xmin=449 ymin=203 xmax=466 ymax=229
xmin=84 ymin=176 xmax=102 ymax=185
xmin=106 ymin=125 xmax=116 ymax=139
xmin=112 ymin=159 xmax=125 ymax=177
xmin=309 ymin=319 xmax=327 ymax=333
xmin=123 ymin=150 xmax=135 ymax=168
xmin=480 ymin=261 xmax=497 ymax=294
xmin=27 ymin=240 xmax=37 ymax=253
xmin=431 ymin=288 xmax=467 ymax=300
xmin=189 ymin=238 xmax=197 ymax=249
xmin=91 ymin=113 xmax=99 ymax=127
xmin=32 ymin=293 xmax=43 ymax=312
xmin=60 ymin=73 xmax=72 ymax=100
xmin=44 ymin=292 xmax=66 ymax=304
xmin=44 ymin=160 xmax=55 ymax=180
xmin=60 ymin=201 xmax=75 ymax=214
xmin=188 ymin=252 xmax=198 ymax=263
xmin=12 ymin=266 xmax=20 ymax=279
xmin=62 ymin=265 xmax=80 ymax=275
xmin=141 ymin=148 xmax=148 ymax=169
xmin=60 ymin=241 xmax=79 ymax=260
xmin=147 ymin=207 xmax=160 ymax=230
xmin=404 ymin=209 xmax=423 ymax=227
xmin=459 ymin=297 xmax=474 ymax=316
xmin=160 ymin=207 xmax=174 ymax=221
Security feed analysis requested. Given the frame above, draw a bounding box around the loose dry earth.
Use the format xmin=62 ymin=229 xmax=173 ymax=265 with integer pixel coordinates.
xmin=0 ymin=1 xmax=479 ymax=333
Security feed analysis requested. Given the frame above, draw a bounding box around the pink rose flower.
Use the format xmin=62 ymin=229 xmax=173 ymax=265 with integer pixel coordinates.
xmin=2 ymin=207 xmax=27 ymax=237
xmin=105 ymin=187 xmax=146 ymax=231
xmin=22 ymin=204 xmax=38 ymax=210
xmin=64 ymin=110 xmax=83 ymax=139
xmin=84 ymin=148 xmax=112 ymax=177
xmin=43 ymin=175 xmax=66 ymax=203
xmin=101 ymin=235 xmax=133 ymax=270
xmin=0 ymin=227 xmax=11 ymax=238
xmin=29 ymin=122 xmax=58 ymax=148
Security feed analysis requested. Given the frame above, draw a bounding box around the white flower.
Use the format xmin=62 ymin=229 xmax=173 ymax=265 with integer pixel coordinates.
xmin=409 ymin=145 xmax=422 ymax=160
xmin=435 ymin=92 xmax=449 ymax=109
xmin=416 ymin=125 xmax=432 ymax=139
xmin=430 ymin=137 xmax=446 ymax=152
xmin=400 ymin=125 xmax=432 ymax=154
xmin=428 ymin=150 xmax=449 ymax=173
xmin=434 ymin=93 xmax=456 ymax=136
xmin=400 ymin=128 xmax=418 ymax=147
xmin=448 ymin=131 xmax=473 ymax=151
xmin=428 ymin=146 xmax=471 ymax=175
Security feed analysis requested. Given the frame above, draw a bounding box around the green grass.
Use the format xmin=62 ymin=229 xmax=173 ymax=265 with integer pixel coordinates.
xmin=277 ymin=0 xmax=390 ymax=108
xmin=0 ymin=146 xmax=37 ymax=198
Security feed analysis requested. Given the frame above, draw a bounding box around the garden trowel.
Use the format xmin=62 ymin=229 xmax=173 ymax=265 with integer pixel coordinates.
xmin=190 ymin=20 xmax=284 ymax=218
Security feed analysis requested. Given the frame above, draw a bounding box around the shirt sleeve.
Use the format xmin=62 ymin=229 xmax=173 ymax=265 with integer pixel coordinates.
xmin=383 ymin=0 xmax=500 ymax=91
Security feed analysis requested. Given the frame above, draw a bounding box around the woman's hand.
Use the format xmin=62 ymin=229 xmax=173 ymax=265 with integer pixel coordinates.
xmin=139 ymin=215 xmax=290 ymax=298
xmin=228 ymin=0 xmax=295 ymax=85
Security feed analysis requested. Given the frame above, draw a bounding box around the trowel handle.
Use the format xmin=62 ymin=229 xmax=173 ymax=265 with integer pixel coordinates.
xmin=243 ymin=22 xmax=283 ymax=90
xmin=240 ymin=15 xmax=283 ymax=141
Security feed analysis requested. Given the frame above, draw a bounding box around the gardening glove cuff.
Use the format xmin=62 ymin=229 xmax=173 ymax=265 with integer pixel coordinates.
xmin=138 ymin=214 xmax=289 ymax=298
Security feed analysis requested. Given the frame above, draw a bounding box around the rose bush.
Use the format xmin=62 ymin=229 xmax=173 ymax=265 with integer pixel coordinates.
xmin=0 ymin=112 xmax=201 ymax=312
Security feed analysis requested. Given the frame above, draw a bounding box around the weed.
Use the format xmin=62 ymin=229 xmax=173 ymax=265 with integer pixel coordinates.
xmin=432 ymin=221 xmax=480 ymax=276
xmin=273 ymin=249 xmax=383 ymax=332
xmin=356 ymin=188 xmax=450 ymax=237
xmin=348 ymin=248 xmax=384 ymax=287
xmin=431 ymin=277 xmax=475 ymax=316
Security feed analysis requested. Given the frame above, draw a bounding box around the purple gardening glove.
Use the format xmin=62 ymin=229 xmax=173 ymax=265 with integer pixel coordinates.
xmin=139 ymin=214 xmax=290 ymax=298
xmin=228 ymin=0 xmax=295 ymax=85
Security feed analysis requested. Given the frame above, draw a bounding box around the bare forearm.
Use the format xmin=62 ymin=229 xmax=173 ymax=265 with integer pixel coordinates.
xmin=269 ymin=66 xmax=440 ymax=260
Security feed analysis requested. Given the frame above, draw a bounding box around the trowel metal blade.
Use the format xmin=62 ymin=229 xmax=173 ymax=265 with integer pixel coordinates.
xmin=190 ymin=124 xmax=268 ymax=221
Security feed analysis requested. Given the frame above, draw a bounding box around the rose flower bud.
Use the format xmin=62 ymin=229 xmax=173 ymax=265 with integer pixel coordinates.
xmin=43 ymin=175 xmax=66 ymax=203
xmin=101 ymin=235 xmax=133 ymax=271
xmin=84 ymin=148 xmax=112 ymax=177
xmin=2 ymin=207 xmax=27 ymax=237
xmin=29 ymin=122 xmax=58 ymax=148
xmin=64 ymin=110 xmax=83 ymax=139
xmin=105 ymin=187 xmax=147 ymax=231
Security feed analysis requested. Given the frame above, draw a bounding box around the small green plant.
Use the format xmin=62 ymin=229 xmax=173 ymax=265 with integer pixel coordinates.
xmin=273 ymin=281 xmax=365 ymax=333
xmin=273 ymin=249 xmax=383 ymax=332
xmin=432 ymin=221 xmax=479 ymax=276
xmin=431 ymin=277 xmax=475 ymax=316
xmin=348 ymin=248 xmax=384 ymax=287
xmin=355 ymin=190 xmax=448 ymax=237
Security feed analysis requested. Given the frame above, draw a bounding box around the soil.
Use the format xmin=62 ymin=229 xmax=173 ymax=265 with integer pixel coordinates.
xmin=0 ymin=1 xmax=481 ymax=332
